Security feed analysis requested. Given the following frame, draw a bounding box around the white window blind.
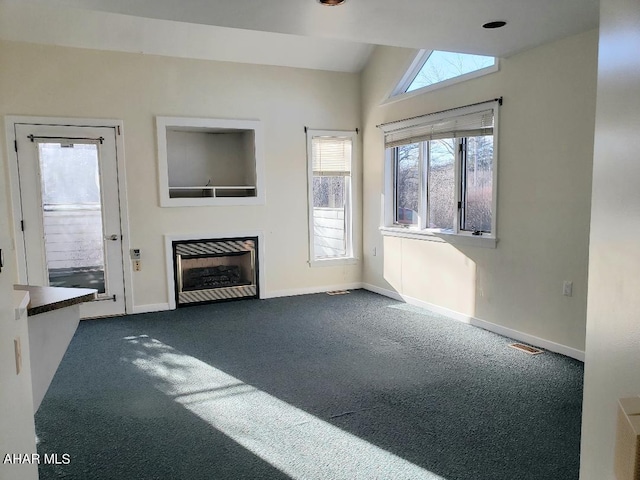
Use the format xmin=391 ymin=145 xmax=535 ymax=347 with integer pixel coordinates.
xmin=312 ymin=136 xmax=352 ymax=175
xmin=384 ymin=109 xmax=494 ymax=149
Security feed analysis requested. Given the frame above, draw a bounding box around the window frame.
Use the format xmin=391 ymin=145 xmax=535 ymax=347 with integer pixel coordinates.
xmin=392 ymin=141 xmax=425 ymax=228
xmin=381 ymin=101 xmax=499 ymax=248
xmin=387 ymin=50 xmax=499 ymax=104
xmin=306 ymin=129 xmax=358 ymax=266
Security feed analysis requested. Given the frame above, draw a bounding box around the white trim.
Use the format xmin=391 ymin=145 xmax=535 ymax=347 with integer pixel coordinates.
xmin=362 ymin=283 xmax=585 ymax=362
xmin=469 ymin=316 xmax=585 ymax=362
xmin=5 ymin=120 xmax=28 ymax=282
xmin=490 ymin=103 xmax=500 ymax=237
xmin=308 ymin=257 xmax=358 ymax=267
xmin=383 ymin=148 xmax=395 ymax=231
xmin=306 ymin=129 xmax=357 ymax=266
xmin=156 ymin=116 xmax=265 ymax=207
xmin=113 ymin=121 xmax=134 ymax=316
xmin=380 ymin=48 xmax=422 ymax=105
xmin=379 ymin=98 xmax=499 ymax=134
xmin=379 ymin=226 xmax=497 ymax=248
xmin=388 ymin=49 xmax=430 ymax=98
xmin=4 ymin=115 xmax=133 ymax=315
xmin=263 ymin=282 xmax=364 ymax=300
xmin=380 ymin=101 xmax=499 ymax=245
xmin=160 ymin=197 xmax=264 ymax=207
xmin=384 ymin=50 xmax=500 ymax=105
xmin=132 ymin=303 xmax=170 ymax=315
xmin=164 ymin=230 xmax=266 ymax=310
xmin=363 ymin=282 xmax=466 ymax=317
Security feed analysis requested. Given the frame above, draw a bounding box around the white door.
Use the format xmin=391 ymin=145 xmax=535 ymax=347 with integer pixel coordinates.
xmin=14 ymin=123 xmax=126 ymax=318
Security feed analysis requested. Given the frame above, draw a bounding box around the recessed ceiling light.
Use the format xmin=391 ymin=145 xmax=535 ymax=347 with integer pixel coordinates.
xmin=317 ymin=0 xmax=346 ymax=5
xmin=482 ymin=20 xmax=507 ymax=29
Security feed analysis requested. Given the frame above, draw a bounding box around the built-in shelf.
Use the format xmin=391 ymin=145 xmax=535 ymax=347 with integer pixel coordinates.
xmin=157 ymin=116 xmax=265 ymax=207
xmin=168 ymin=186 xmax=257 ymax=198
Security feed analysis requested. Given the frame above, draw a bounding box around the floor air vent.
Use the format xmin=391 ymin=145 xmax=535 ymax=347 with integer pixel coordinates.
xmin=509 ymin=343 xmax=544 ymax=355
xmin=326 ymin=290 xmax=350 ymax=296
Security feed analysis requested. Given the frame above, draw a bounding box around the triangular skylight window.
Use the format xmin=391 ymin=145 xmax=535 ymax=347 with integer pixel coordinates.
xmin=393 ymin=50 xmax=497 ymax=97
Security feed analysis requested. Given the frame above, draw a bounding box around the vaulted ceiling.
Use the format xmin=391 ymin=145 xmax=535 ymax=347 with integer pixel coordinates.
xmin=0 ymin=0 xmax=599 ymax=72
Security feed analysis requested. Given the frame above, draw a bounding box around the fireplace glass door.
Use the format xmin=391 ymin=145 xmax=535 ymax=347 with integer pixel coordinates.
xmin=173 ymin=237 xmax=258 ymax=306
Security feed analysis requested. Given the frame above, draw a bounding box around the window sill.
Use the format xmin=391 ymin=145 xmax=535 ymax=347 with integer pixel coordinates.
xmin=160 ymin=196 xmax=265 ymax=207
xmin=379 ymin=226 xmax=497 ymax=249
xmin=309 ymin=257 xmax=358 ymax=267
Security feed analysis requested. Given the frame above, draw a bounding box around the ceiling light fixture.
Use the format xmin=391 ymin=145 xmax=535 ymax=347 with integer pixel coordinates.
xmin=482 ymin=20 xmax=507 ymax=29
xmin=317 ymin=0 xmax=346 ymax=5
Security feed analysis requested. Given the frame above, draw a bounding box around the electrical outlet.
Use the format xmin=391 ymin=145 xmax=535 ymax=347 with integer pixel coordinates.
xmin=133 ymin=260 xmax=141 ymax=272
xmin=563 ymin=281 xmax=573 ymax=297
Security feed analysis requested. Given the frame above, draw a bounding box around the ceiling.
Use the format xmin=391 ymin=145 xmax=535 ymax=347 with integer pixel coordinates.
xmin=0 ymin=0 xmax=599 ymax=73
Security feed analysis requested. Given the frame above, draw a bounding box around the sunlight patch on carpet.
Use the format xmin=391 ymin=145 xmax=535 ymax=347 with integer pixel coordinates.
xmin=122 ymin=335 xmax=446 ymax=480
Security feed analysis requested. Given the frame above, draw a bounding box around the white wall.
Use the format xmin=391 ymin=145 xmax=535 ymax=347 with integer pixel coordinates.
xmin=0 ymin=40 xmax=362 ymax=309
xmin=580 ymin=0 xmax=640 ymax=478
xmin=361 ymin=29 xmax=598 ymax=353
xmin=166 ymin=130 xmax=249 ymax=188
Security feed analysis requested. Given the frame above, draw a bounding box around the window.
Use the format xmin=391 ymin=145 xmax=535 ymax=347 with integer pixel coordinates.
xmin=381 ymin=100 xmax=499 ymax=247
xmin=306 ymin=130 xmax=357 ymax=265
xmin=391 ymin=50 xmax=498 ymax=99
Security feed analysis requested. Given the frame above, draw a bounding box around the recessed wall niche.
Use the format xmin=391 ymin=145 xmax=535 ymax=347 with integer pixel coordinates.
xmin=156 ymin=116 xmax=265 ymax=207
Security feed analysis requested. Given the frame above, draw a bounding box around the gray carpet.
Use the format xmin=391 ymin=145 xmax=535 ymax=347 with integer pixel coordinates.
xmin=34 ymin=289 xmax=583 ymax=480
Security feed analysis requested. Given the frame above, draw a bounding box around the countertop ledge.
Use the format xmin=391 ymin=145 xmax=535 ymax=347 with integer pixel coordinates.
xmin=14 ymin=285 xmax=97 ymax=316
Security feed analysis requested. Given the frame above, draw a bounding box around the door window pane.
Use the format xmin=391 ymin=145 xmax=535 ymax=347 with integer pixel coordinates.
xmin=428 ymin=139 xmax=455 ymax=229
xmin=38 ymin=142 xmax=106 ymax=293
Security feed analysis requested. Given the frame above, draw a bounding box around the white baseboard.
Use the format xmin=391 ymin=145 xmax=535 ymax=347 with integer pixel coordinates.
xmin=361 ymin=283 xmax=585 ymax=362
xmin=469 ymin=316 xmax=585 ymax=361
xmin=127 ymin=285 xmax=585 ymax=362
xmin=131 ymin=283 xmax=364 ymax=312
xmin=362 ymin=283 xmax=404 ymax=302
xmin=131 ymin=303 xmax=171 ymax=315
xmin=263 ymin=282 xmax=364 ymax=300
xmin=363 ymin=283 xmax=473 ymax=323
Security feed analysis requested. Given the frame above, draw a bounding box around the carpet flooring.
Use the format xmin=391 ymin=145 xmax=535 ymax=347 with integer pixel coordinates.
xmin=34 ymin=289 xmax=583 ymax=480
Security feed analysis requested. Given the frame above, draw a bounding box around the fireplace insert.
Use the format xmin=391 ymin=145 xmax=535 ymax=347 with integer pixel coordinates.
xmin=172 ymin=237 xmax=258 ymax=306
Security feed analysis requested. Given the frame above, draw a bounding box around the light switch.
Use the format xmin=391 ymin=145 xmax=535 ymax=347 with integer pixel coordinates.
xmin=615 ymin=397 xmax=640 ymax=480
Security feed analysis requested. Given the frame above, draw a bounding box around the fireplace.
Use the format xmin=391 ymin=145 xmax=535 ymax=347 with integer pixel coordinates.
xmin=172 ymin=237 xmax=258 ymax=306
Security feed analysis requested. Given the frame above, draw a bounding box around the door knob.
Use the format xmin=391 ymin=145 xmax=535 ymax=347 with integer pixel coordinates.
xmin=106 ymin=234 xmax=119 ymax=241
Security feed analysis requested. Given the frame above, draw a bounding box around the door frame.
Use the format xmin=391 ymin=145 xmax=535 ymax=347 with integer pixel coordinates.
xmin=5 ymin=115 xmax=133 ymax=315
